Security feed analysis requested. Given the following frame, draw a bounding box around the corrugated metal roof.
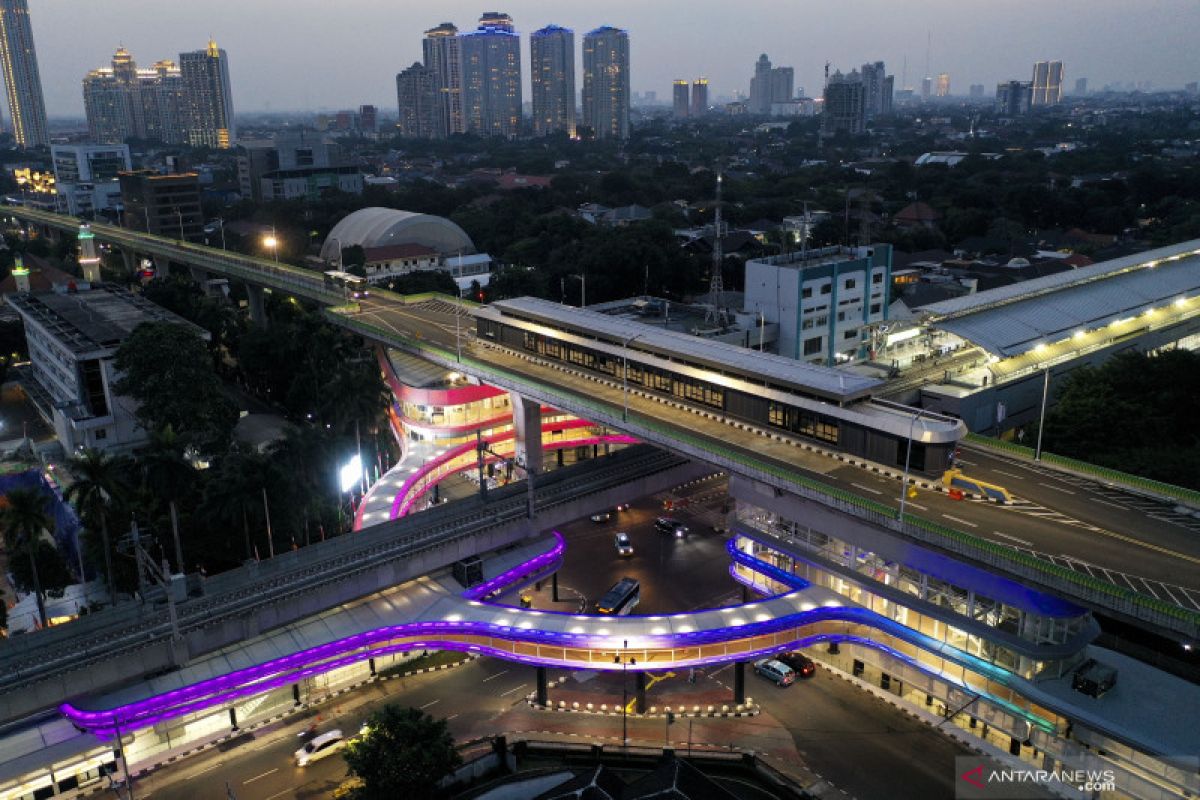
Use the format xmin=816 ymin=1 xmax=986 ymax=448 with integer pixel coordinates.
xmin=485 ymin=297 xmax=881 ymax=401
xmin=924 ymin=243 xmax=1200 ymax=357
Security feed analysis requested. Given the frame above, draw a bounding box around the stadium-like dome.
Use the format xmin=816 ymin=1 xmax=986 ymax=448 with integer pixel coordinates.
xmin=320 ymin=207 xmax=476 ymax=260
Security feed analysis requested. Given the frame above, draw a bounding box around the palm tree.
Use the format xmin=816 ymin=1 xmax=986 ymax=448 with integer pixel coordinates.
xmin=0 ymin=488 xmax=52 ymax=628
xmin=64 ymin=448 xmax=126 ymax=606
xmin=137 ymin=426 xmax=197 ymax=571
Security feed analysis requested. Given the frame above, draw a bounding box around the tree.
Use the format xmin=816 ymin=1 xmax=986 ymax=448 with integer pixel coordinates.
xmin=63 ymin=448 xmax=127 ymax=605
xmin=344 ymin=705 xmax=461 ymax=799
xmin=114 ymin=322 xmax=238 ymax=454
xmin=134 ymin=426 xmax=198 ymax=572
xmin=0 ymin=488 xmax=56 ymax=627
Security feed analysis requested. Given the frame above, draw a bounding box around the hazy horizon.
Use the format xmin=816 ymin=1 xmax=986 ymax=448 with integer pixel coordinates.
xmin=26 ymin=1 xmax=1200 ymax=117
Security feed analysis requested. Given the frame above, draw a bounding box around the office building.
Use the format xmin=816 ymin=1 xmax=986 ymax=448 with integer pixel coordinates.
xmin=672 ymin=79 xmax=690 ymax=118
xmin=691 ymin=78 xmax=708 ymax=117
xmin=996 ymin=80 xmax=1032 ymax=115
xmin=358 ymin=104 xmax=377 ymax=135
xmin=82 ymin=48 xmax=187 ymax=145
xmin=969 ymin=83 xmax=985 ymax=98
xmin=1073 ymin=77 xmax=1088 ymax=96
xmin=1031 ymin=60 xmax=1063 ymax=106
xmin=460 ymin=15 xmax=522 ymax=137
xmin=744 ymin=245 xmax=891 ymax=365
xmin=50 ymin=144 xmax=131 ymax=217
xmin=0 ymin=0 xmax=48 ymax=148
xmin=118 ymin=169 xmax=203 ymax=241
xmin=749 ymin=54 xmax=772 ymax=114
xmin=530 ymin=24 xmax=575 ymax=137
xmin=860 ymin=61 xmax=894 ymax=117
xmin=921 ymin=75 xmax=932 ymax=100
xmin=179 ymin=40 xmax=235 ymax=147
xmin=8 ymin=285 xmax=208 ymax=453
xmin=936 ymin=72 xmax=950 ymax=97
xmin=422 ymin=23 xmax=464 ymax=138
xmin=822 ymin=68 xmax=866 ymax=136
xmin=396 ymin=62 xmax=437 ymax=139
xmin=237 ymin=131 xmax=363 ymax=202
xmin=581 ymin=26 xmax=630 ymax=140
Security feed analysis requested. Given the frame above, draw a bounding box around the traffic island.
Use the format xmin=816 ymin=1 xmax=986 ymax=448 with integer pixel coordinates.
xmin=525 ymin=670 xmax=760 ymax=720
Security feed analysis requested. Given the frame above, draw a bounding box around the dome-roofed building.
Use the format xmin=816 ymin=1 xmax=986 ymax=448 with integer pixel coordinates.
xmin=320 ymin=207 xmax=476 ymax=262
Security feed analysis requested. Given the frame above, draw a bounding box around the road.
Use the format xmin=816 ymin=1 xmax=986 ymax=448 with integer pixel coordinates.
xmin=351 ymin=297 xmax=1200 ymax=599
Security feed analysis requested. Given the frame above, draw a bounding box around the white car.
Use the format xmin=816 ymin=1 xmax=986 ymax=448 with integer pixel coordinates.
xmin=614 ymin=532 xmax=633 ymax=556
xmin=294 ymin=729 xmax=345 ymax=766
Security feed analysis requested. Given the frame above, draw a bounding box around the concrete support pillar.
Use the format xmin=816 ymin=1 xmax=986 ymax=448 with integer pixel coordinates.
xmin=247 ymin=284 xmax=267 ymax=326
xmin=153 ymin=254 xmax=170 ymax=278
xmin=190 ymin=265 xmax=210 ymax=292
xmin=121 ymin=249 xmax=135 ymax=275
xmin=635 ymin=671 xmax=647 ymax=714
xmin=509 ymin=392 xmax=543 ymax=475
xmin=734 ymin=662 xmax=746 ymax=705
xmin=536 ymin=667 xmax=548 ymax=707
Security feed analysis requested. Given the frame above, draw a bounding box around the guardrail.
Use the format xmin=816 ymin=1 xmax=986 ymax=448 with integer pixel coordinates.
xmin=0 ymin=447 xmax=684 ymax=691
xmin=334 ymin=313 xmax=1200 ymax=637
xmin=965 ymin=432 xmax=1200 ymax=508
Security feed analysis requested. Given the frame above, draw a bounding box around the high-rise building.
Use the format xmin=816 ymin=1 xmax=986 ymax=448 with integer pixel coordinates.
xmin=530 ymin=24 xmax=575 ymax=137
xmin=396 ymin=62 xmax=437 ymax=139
xmin=581 ymin=26 xmax=630 ymax=140
xmin=936 ymin=72 xmax=950 ymax=97
xmin=770 ymin=67 xmax=794 ymax=106
xmin=1031 ymin=60 xmax=1063 ymax=106
xmin=179 ymin=40 xmax=236 ymax=147
xmin=920 ymin=76 xmax=932 ymax=100
xmin=672 ymin=79 xmax=690 ymax=118
xmin=860 ymin=61 xmax=894 ymax=117
xmin=0 ymin=0 xmax=48 ymax=148
xmin=359 ymin=104 xmax=377 ymax=134
xmin=119 ymin=169 xmax=204 ymax=240
xmin=423 ymin=23 xmax=464 ymax=137
xmin=83 ymin=48 xmax=187 ymax=145
xmin=50 ymin=143 xmax=131 ymax=217
xmin=749 ymin=54 xmax=772 ymax=114
xmin=822 ymin=69 xmax=866 ymax=136
xmin=478 ymin=11 xmax=514 ymax=31
xmin=1073 ymin=77 xmax=1088 ymax=96
xmin=691 ymin=78 xmax=708 ymax=117
xmin=996 ymin=80 xmax=1032 ymax=115
xmin=461 ymin=15 xmax=522 ymax=137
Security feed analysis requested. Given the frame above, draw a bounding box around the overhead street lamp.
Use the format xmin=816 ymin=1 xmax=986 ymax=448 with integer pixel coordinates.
xmin=621 ymin=333 xmax=643 ymax=422
xmin=897 ymin=410 xmax=928 ymax=522
xmin=263 ymin=225 xmax=279 ymax=263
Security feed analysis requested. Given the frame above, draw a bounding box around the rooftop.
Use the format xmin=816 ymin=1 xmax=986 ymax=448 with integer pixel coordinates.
xmin=5 ymin=285 xmax=207 ymax=356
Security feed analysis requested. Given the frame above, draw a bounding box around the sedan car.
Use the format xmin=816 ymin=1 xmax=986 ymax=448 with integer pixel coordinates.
xmin=776 ymin=651 xmax=816 ymax=679
xmin=295 ymin=729 xmax=345 ymax=766
xmin=614 ymin=532 xmax=634 ymax=556
xmin=590 ymin=511 xmax=613 ymax=523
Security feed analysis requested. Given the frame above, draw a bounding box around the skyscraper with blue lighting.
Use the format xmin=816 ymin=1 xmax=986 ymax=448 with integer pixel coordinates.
xmin=530 ymin=25 xmax=575 ymax=137
xmin=581 ymin=26 xmax=629 ymax=140
xmin=461 ymin=13 xmax=522 ymax=138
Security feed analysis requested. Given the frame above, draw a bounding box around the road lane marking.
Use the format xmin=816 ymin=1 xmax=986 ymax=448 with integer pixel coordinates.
xmin=851 ymin=483 xmax=883 ymax=495
xmin=942 ymin=514 xmax=978 ymax=528
xmin=991 ymin=530 xmax=1033 ymax=546
xmin=245 ymin=768 xmax=278 ymax=785
xmin=993 ymin=469 xmax=1024 ymax=480
xmin=906 ymin=502 xmax=928 ymax=511
xmin=446 ymin=713 xmax=460 ymax=721
xmin=955 ymin=459 xmax=976 ymax=466
xmin=419 ymin=699 xmax=440 ymax=709
xmin=194 ymin=762 xmax=223 ymax=776
xmin=1041 ymin=484 xmax=1076 ymax=495
xmin=1089 ymin=497 xmax=1127 ymax=510
xmin=264 ymin=789 xmax=294 ymax=800
xmin=482 ymin=670 xmax=510 ymax=682
xmin=500 ymin=684 xmax=527 ymax=697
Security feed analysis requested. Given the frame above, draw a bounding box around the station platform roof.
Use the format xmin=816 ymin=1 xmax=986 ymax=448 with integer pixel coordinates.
xmin=919 ymin=239 xmax=1200 ymax=358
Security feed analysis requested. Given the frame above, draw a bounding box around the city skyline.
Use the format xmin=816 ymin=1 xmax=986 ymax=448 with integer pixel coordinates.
xmin=20 ymin=0 xmax=1200 ymax=117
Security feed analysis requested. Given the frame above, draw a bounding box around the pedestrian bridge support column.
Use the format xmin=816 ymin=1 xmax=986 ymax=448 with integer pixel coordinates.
xmin=536 ymin=667 xmax=548 ymax=707
xmin=635 ymin=671 xmax=647 ymax=714
xmin=190 ymin=266 xmax=210 ymax=292
xmin=246 ymin=284 xmax=267 ymax=326
xmin=153 ymin=254 xmax=170 ymax=278
xmin=734 ymin=662 xmax=746 ymax=705
xmin=509 ymin=392 xmax=543 ymax=476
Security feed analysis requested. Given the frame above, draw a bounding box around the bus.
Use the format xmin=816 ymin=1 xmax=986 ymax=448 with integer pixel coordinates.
xmin=323 ymin=270 xmax=369 ymax=299
xmin=595 ymin=577 xmax=640 ymax=615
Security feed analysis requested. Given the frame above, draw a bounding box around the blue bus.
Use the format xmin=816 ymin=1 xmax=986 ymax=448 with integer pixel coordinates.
xmin=596 ymin=577 xmax=640 ymax=615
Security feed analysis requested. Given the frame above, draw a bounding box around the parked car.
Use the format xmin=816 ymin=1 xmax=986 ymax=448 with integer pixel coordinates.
xmin=654 ymin=517 xmax=687 ymax=538
xmin=294 ymin=729 xmax=345 ymax=766
xmin=776 ymin=651 xmax=816 ymax=679
xmin=614 ymin=532 xmax=633 ymax=556
xmin=591 ymin=511 xmax=613 ymax=523
xmin=753 ymin=659 xmax=796 ymax=686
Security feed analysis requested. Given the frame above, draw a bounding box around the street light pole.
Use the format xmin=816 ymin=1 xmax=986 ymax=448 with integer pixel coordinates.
xmin=1035 ymin=367 xmax=1050 ymax=461
xmin=622 ymin=333 xmax=643 ymax=422
xmin=615 ymin=640 xmax=635 ymax=747
xmin=174 ymin=207 xmax=184 ymax=240
xmin=898 ymin=410 xmax=924 ymax=522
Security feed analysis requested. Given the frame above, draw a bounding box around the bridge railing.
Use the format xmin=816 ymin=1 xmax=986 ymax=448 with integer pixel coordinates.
xmin=334 ymin=312 xmax=1200 ymax=638
xmin=965 ymin=432 xmax=1200 ymax=508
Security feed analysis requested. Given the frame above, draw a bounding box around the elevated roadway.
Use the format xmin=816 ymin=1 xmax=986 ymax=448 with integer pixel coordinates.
xmin=6 ymin=207 xmax=1199 ymax=637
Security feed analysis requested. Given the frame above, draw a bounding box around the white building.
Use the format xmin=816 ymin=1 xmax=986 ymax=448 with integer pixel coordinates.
xmin=744 ymin=245 xmax=892 ymax=365
xmin=50 ymin=143 xmax=131 ymax=217
xmin=6 ymin=285 xmax=208 ymax=453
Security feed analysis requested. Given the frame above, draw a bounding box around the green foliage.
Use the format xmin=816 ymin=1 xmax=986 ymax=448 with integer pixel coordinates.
xmin=113 ymin=322 xmax=238 ymax=455
xmin=1043 ymin=350 xmax=1200 ymax=489
xmin=380 ymin=270 xmax=457 ymax=295
xmin=142 ymin=276 xmax=243 ymax=353
xmin=63 ymin=448 xmax=133 ymax=597
xmin=0 ymin=487 xmax=60 ymax=626
xmin=343 ymin=705 xmax=461 ymax=800
xmin=341 ymin=244 xmax=366 ymax=267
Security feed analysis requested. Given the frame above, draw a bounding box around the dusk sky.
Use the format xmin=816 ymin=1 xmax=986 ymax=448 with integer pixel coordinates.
xmin=31 ymin=0 xmax=1200 ymax=117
